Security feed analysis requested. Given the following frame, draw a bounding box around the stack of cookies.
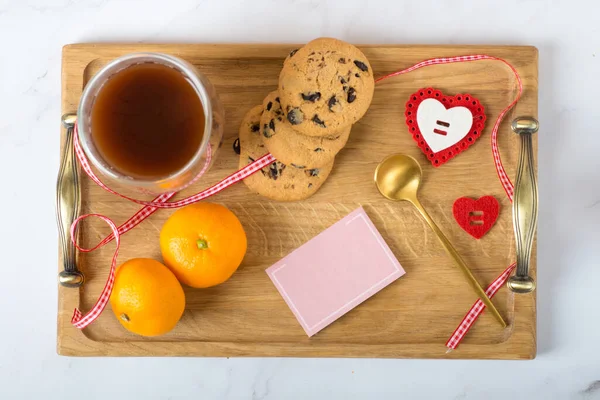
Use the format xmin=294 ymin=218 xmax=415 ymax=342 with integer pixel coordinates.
xmin=238 ymin=37 xmax=375 ymax=201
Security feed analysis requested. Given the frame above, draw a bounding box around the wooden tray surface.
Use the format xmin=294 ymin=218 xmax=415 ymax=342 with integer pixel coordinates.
xmin=59 ymin=43 xmax=537 ymax=358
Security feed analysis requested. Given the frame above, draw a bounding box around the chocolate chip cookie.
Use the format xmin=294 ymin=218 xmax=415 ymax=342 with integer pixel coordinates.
xmin=260 ymin=91 xmax=351 ymax=169
xmin=278 ymin=37 xmax=375 ymax=137
xmin=238 ymin=105 xmax=334 ymax=201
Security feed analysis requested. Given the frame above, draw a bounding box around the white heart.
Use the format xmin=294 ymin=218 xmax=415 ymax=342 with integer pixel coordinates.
xmin=416 ymin=98 xmax=473 ymax=153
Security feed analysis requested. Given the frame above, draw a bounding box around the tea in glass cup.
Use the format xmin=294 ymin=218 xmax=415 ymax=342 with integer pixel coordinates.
xmin=77 ymin=53 xmax=224 ymax=193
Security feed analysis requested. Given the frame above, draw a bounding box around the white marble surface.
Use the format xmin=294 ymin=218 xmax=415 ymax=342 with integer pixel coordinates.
xmin=1 ymin=0 xmax=599 ymax=398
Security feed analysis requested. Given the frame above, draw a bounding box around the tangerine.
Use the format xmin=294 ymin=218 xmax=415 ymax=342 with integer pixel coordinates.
xmin=109 ymin=258 xmax=185 ymax=337
xmin=160 ymin=203 xmax=247 ymax=288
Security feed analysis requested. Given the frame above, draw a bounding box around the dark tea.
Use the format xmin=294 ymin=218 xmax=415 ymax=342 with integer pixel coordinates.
xmin=91 ymin=63 xmax=205 ymax=179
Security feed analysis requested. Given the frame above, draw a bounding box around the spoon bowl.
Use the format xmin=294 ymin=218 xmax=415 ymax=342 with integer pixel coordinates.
xmin=374 ymin=154 xmax=422 ymax=202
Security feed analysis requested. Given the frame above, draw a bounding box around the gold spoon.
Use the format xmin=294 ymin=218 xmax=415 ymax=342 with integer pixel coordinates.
xmin=374 ymin=154 xmax=507 ymax=328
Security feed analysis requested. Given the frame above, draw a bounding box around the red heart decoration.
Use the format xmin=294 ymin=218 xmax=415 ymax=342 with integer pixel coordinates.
xmin=405 ymin=88 xmax=486 ymax=167
xmin=452 ymin=196 xmax=499 ymax=239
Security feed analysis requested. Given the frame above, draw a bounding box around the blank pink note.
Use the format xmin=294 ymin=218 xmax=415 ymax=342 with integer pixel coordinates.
xmin=266 ymin=207 xmax=405 ymax=337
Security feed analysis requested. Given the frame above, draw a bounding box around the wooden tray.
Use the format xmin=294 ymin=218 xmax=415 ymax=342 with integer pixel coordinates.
xmin=58 ymin=43 xmax=538 ymax=358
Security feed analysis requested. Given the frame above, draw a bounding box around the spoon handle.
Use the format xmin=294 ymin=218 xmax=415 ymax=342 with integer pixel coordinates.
xmin=411 ymin=198 xmax=507 ymax=328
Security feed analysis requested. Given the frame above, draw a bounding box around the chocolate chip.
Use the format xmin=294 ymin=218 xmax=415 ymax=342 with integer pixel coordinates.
xmin=309 ymin=51 xmax=315 ymax=56
xmin=327 ymin=96 xmax=341 ymax=112
xmin=308 ymin=183 xmax=313 ymax=188
xmin=291 ymin=163 xmax=306 ymax=169
xmin=277 ymin=116 xmax=283 ymax=122
xmin=250 ymin=123 xmax=260 ymax=133
xmin=305 ymin=168 xmax=320 ymax=177
xmin=269 ymin=119 xmax=275 ymax=131
xmin=340 ymin=77 xmax=347 ymax=84
xmin=233 ymin=138 xmax=240 ymax=154
xmin=268 ymin=162 xmax=286 ymax=180
xmin=269 ymin=165 xmax=279 ymax=179
xmin=328 ymin=96 xmax=337 ymax=108
xmin=275 ymin=97 xmax=280 ymax=103
xmin=263 ymin=123 xmax=274 ymax=138
xmin=354 ymin=60 xmax=369 ymax=72
xmin=342 ymin=86 xmax=348 ymax=91
xmin=312 ymin=115 xmax=326 ymax=128
xmin=355 ymin=73 xmax=360 ymax=78
xmin=289 ymin=48 xmax=299 ymax=58
xmin=321 ymin=56 xmax=325 ymax=61
xmin=266 ymin=101 xmax=273 ymax=111
xmin=347 ymin=87 xmax=357 ymax=103
xmin=314 ymin=148 xmax=324 ymax=152
xmin=287 ymin=108 xmax=304 ymax=125
xmin=338 ymin=58 xmax=346 ymax=64
xmin=301 ymin=92 xmax=321 ymax=102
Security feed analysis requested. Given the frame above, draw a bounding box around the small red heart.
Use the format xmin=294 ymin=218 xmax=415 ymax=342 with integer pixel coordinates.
xmin=452 ymin=196 xmax=499 ymax=239
xmin=405 ymin=88 xmax=486 ymax=167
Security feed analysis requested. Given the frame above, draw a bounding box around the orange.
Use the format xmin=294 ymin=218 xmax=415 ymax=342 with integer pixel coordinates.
xmin=160 ymin=203 xmax=247 ymax=288
xmin=109 ymin=258 xmax=185 ymax=337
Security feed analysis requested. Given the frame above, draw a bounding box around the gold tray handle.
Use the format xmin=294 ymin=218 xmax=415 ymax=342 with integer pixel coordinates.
xmin=56 ymin=113 xmax=84 ymax=288
xmin=507 ymin=117 xmax=538 ymax=293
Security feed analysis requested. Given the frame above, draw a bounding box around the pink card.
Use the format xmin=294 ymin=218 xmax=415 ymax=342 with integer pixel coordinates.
xmin=266 ymin=207 xmax=405 ymax=337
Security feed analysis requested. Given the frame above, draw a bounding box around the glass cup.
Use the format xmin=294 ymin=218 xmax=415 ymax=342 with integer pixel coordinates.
xmin=77 ymin=52 xmax=224 ymax=194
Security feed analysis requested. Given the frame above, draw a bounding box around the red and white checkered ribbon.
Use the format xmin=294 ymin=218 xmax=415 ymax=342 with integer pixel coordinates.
xmin=71 ymin=54 xmax=523 ymax=345
xmin=70 ymin=214 xmax=121 ymax=328
xmin=73 ymin=124 xmax=276 ymax=208
xmin=445 ymin=263 xmax=516 ymax=350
